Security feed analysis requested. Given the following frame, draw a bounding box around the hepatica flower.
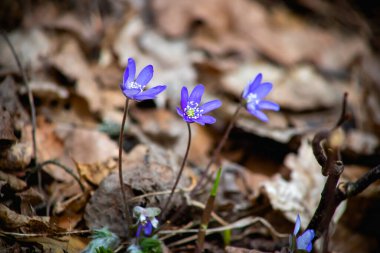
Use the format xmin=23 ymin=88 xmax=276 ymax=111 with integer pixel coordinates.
xmin=177 ymin=84 xmax=222 ymax=125
xmin=242 ymin=73 xmax=279 ymax=122
xmin=120 ymin=58 xmax=166 ymax=101
xmin=289 ymin=214 xmax=315 ymax=252
xmin=133 ymin=206 xmax=160 ymax=237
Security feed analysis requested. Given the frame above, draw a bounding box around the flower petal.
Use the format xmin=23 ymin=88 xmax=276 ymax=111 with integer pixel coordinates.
xmin=200 ymin=99 xmax=222 ymax=114
xmin=124 ymin=58 xmax=136 ymax=85
xmin=189 ymin=84 xmax=204 ymax=105
xmin=151 ymin=218 xmax=159 ymax=228
xmin=176 ymin=107 xmax=184 ymax=117
xmin=195 ymin=115 xmax=216 ymax=125
xmin=122 ymin=88 xmax=141 ymax=99
xmin=247 ymin=105 xmax=269 ymax=122
xmin=248 ymin=73 xmax=262 ymax=94
xmin=144 ymin=221 xmax=153 ymax=236
xmin=294 ymin=214 xmax=301 ymax=236
xmin=181 ymin=86 xmax=189 ymax=109
xmin=133 ymin=85 xmax=167 ymax=101
xmin=136 ymin=224 xmax=142 ymax=238
xmin=252 ymin=82 xmax=273 ymax=99
xmin=297 ymin=229 xmax=315 ymax=252
xmin=258 ymin=100 xmax=280 ymax=111
xmin=135 ymin=64 xmax=154 ymax=88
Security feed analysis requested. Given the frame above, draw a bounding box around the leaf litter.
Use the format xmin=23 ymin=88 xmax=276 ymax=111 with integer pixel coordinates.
xmin=0 ymin=0 xmax=380 ymax=252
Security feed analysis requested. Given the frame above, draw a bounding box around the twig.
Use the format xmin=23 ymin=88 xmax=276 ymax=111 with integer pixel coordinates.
xmin=161 ymin=123 xmax=192 ymax=220
xmin=118 ymin=98 xmax=133 ymax=228
xmin=0 ymin=30 xmax=39 ymax=189
xmin=0 ymin=230 xmax=91 ymax=238
xmin=307 ymin=93 xmax=380 ymax=241
xmin=163 ymin=216 xmax=288 ymax=247
xmin=196 ymin=167 xmax=222 ymax=252
xmin=38 ymin=160 xmax=85 ymax=192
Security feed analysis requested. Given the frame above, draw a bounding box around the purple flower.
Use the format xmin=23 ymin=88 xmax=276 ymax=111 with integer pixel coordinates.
xmin=120 ymin=58 xmax=167 ymax=101
xmin=242 ymin=73 xmax=279 ymax=122
xmin=176 ymin=84 xmax=222 ymax=125
xmin=290 ymin=214 xmax=315 ymax=252
xmin=133 ymin=206 xmax=160 ymax=238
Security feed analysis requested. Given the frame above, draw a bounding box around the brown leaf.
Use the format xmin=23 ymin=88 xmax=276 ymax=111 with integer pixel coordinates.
xmin=75 ymin=158 xmax=116 ymax=186
xmin=84 ymin=144 xmax=192 ymax=237
xmin=0 ymin=170 xmax=27 ymax=192
xmin=0 ymin=143 xmax=33 ymax=171
xmin=0 ymin=204 xmax=62 ymax=233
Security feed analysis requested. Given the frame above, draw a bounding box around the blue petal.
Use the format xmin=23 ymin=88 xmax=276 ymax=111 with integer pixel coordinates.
xmin=306 ymin=242 xmax=313 ymax=252
xmin=144 ymin=221 xmax=153 ymax=236
xmin=294 ymin=214 xmax=301 ymax=236
xmin=200 ymin=99 xmax=222 ymax=114
xmin=252 ymin=82 xmax=273 ymax=99
xmin=133 ymin=85 xmax=166 ymax=101
xmin=248 ymin=73 xmax=262 ymax=94
xmin=124 ymin=58 xmax=136 ymax=85
xmin=135 ymin=64 xmax=154 ymax=88
xmin=189 ymin=84 xmax=204 ymax=105
xmin=258 ymin=100 xmax=280 ymax=111
xmin=181 ymin=86 xmax=189 ymax=109
xmin=122 ymin=88 xmax=141 ymax=99
xmin=195 ymin=115 xmax=216 ymax=125
xmin=176 ymin=107 xmax=184 ymax=117
xmin=297 ymin=229 xmax=315 ymax=251
xmin=136 ymin=224 xmax=142 ymax=238
xmin=247 ymin=104 xmax=268 ymax=122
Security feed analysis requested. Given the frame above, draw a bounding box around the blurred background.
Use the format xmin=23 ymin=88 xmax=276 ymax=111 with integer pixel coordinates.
xmin=1 ymin=0 xmax=380 ymax=252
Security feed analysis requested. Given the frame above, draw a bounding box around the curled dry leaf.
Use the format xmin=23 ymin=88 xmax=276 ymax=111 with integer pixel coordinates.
xmin=0 ymin=204 xmax=62 ymax=234
xmin=84 ymin=144 xmax=191 ymax=237
xmin=262 ymin=137 xmax=326 ymax=227
xmin=0 ymin=170 xmax=27 ymax=192
xmin=0 ymin=143 xmax=33 ymax=171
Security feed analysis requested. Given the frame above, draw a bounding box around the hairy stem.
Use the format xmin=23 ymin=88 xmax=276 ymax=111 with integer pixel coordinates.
xmin=161 ymin=123 xmax=192 ymax=219
xmin=118 ymin=98 xmax=133 ymax=227
xmin=194 ymin=104 xmax=242 ymax=193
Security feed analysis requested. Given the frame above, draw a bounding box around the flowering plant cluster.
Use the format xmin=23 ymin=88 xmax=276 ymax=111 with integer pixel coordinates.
xmin=118 ymin=57 xmax=281 ymax=251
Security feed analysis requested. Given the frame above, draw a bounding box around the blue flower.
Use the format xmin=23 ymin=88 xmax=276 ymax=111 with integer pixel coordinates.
xmin=120 ymin=58 xmax=167 ymax=101
xmin=176 ymin=84 xmax=222 ymax=125
xmin=290 ymin=214 xmax=315 ymax=252
xmin=133 ymin=206 xmax=160 ymax=238
xmin=242 ymin=73 xmax=279 ymax=122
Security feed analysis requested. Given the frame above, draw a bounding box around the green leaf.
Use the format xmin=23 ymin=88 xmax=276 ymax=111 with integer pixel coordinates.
xmin=140 ymin=238 xmax=163 ymax=253
xmin=211 ymin=167 xmax=222 ymax=197
xmin=223 ymin=229 xmax=231 ymax=246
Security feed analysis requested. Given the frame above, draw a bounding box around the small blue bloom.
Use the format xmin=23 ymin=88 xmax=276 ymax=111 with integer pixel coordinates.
xmin=242 ymin=73 xmax=279 ymax=122
xmin=177 ymin=84 xmax=222 ymax=125
xmin=290 ymin=214 xmax=315 ymax=252
xmin=120 ymin=58 xmax=167 ymax=101
xmin=133 ymin=206 xmax=160 ymax=238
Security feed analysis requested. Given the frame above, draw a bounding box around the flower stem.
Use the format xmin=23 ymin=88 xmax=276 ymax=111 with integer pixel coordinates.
xmin=194 ymin=103 xmax=243 ymax=193
xmin=161 ymin=123 xmax=192 ymax=219
xmin=118 ymin=98 xmax=133 ymax=227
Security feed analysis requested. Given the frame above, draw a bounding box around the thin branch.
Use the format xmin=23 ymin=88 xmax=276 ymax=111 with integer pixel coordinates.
xmin=1 ymin=30 xmax=39 ymax=188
